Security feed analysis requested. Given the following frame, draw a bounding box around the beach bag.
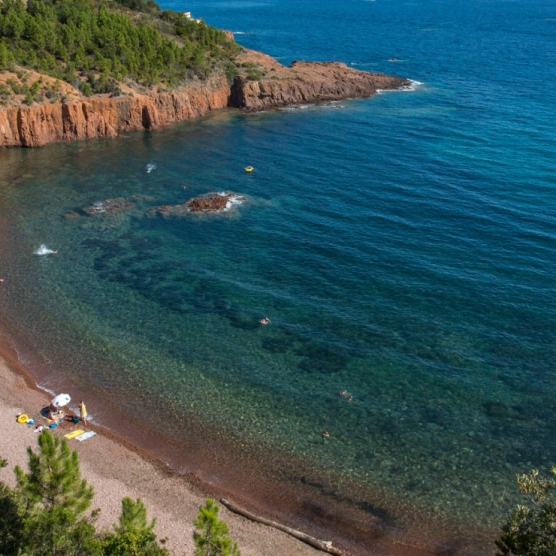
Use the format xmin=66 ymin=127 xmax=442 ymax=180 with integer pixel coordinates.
xmin=49 ymin=422 xmax=57 ymax=429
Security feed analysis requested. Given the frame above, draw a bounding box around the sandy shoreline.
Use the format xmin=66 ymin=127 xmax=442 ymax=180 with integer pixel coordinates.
xmin=0 ymin=350 xmax=330 ymax=556
xmin=0 ymin=326 xmax=452 ymax=556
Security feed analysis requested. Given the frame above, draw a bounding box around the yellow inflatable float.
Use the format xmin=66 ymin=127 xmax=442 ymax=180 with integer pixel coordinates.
xmin=17 ymin=414 xmax=29 ymax=424
xmin=244 ymin=166 xmax=254 ymax=173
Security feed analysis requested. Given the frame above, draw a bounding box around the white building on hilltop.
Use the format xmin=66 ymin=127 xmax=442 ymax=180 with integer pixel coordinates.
xmin=183 ymin=12 xmax=202 ymax=23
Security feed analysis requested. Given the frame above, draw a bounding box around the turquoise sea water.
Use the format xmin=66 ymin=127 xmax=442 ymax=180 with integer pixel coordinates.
xmin=1 ymin=0 xmax=556 ymax=552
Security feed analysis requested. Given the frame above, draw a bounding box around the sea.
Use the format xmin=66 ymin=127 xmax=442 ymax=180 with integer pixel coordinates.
xmin=1 ymin=0 xmax=555 ymax=553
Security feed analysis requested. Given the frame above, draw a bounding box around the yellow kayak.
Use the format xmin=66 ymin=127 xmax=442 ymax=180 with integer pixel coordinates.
xmin=245 ymin=166 xmax=254 ymax=173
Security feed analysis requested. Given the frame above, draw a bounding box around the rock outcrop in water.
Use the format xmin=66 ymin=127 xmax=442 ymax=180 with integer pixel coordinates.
xmin=0 ymin=46 xmax=408 ymax=148
xmin=230 ymin=50 xmax=410 ymax=111
xmin=147 ymin=192 xmax=245 ymax=217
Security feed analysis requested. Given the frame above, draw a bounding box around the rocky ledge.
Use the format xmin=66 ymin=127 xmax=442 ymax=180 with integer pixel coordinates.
xmin=0 ymin=46 xmax=409 ymax=148
xmin=230 ymin=49 xmax=410 ymax=111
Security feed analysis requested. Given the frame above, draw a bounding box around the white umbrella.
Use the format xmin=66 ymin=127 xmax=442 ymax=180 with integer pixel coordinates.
xmin=51 ymin=393 xmax=71 ymax=408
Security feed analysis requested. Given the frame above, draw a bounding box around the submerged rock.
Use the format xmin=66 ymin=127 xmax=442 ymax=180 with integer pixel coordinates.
xmin=83 ymin=198 xmax=134 ymax=215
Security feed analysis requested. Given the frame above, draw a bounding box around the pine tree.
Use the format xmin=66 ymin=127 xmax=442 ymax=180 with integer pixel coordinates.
xmin=115 ymin=497 xmax=155 ymax=534
xmin=102 ymin=497 xmax=169 ymax=555
xmin=14 ymin=429 xmax=101 ymax=555
xmin=0 ymin=456 xmax=25 ymax=556
xmin=193 ymin=499 xmax=240 ymax=556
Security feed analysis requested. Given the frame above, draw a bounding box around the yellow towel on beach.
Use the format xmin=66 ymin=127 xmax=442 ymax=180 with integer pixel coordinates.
xmin=64 ymin=430 xmax=85 ymax=439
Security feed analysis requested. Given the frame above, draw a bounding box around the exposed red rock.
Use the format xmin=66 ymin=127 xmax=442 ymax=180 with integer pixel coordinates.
xmin=0 ymin=48 xmax=408 ymax=148
xmin=147 ymin=192 xmax=245 ymax=217
xmin=230 ymin=49 xmax=409 ymax=111
xmin=186 ymin=193 xmax=239 ymax=213
xmin=0 ymin=75 xmax=230 ymax=148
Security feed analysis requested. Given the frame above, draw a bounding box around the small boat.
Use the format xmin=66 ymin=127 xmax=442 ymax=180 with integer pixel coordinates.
xmin=245 ymin=166 xmax=254 ymax=173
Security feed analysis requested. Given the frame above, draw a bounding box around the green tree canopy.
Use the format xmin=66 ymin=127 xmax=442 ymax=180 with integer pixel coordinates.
xmin=14 ymin=430 xmax=102 ymax=555
xmin=0 ymin=0 xmax=240 ymax=95
xmin=101 ymin=496 xmax=169 ymax=555
xmin=193 ymin=498 xmax=240 ymax=556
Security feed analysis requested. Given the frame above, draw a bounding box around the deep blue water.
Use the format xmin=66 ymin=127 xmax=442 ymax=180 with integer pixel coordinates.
xmin=1 ymin=0 xmax=555 ymax=550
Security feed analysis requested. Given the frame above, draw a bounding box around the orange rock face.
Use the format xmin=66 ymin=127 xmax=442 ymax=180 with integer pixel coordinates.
xmin=0 ymin=50 xmax=408 ymax=148
xmin=230 ymin=54 xmax=410 ymax=111
xmin=0 ymin=75 xmax=230 ymax=148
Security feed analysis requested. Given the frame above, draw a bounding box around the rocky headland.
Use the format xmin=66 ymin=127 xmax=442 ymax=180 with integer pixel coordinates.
xmin=0 ymin=46 xmax=408 ymax=148
xmin=229 ymin=49 xmax=409 ymax=110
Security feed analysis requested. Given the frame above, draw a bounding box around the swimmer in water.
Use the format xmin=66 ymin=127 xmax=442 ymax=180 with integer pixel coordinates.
xmin=259 ymin=317 xmax=271 ymax=325
xmin=322 ymin=431 xmax=330 ymax=439
xmin=35 ymin=245 xmax=59 ymax=256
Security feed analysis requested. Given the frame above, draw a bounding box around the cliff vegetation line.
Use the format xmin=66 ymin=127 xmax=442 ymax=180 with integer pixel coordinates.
xmin=0 ymin=0 xmax=240 ymax=105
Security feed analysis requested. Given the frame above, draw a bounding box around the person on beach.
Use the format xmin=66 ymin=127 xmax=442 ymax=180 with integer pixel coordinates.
xmin=79 ymin=400 xmax=87 ymax=424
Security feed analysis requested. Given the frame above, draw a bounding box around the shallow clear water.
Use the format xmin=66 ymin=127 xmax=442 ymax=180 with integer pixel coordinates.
xmin=1 ymin=0 xmax=556 ymax=550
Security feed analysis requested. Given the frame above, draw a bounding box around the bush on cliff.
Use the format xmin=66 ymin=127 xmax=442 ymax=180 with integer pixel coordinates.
xmin=0 ymin=0 xmax=240 ymax=93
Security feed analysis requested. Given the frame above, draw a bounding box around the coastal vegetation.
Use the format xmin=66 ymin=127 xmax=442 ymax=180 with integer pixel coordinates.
xmin=193 ymin=499 xmax=240 ymax=556
xmin=0 ymin=0 xmax=240 ymax=103
xmin=0 ymin=431 xmax=241 ymax=555
xmin=496 ymin=467 xmax=556 ymax=555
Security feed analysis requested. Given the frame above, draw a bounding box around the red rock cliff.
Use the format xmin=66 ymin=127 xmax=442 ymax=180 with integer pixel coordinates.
xmin=0 ymin=74 xmax=230 ymax=148
xmin=229 ymin=50 xmax=409 ymax=111
xmin=0 ymin=48 xmax=409 ymax=148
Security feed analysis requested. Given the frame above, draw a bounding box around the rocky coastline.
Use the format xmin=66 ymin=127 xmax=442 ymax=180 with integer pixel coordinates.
xmin=0 ymin=47 xmax=409 ymax=149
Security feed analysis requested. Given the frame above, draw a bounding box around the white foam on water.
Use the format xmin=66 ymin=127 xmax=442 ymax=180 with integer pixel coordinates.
xmin=377 ymin=79 xmax=423 ymax=94
xmin=146 ymin=162 xmax=157 ymax=173
xmin=217 ymin=192 xmax=246 ymax=212
xmin=233 ymin=31 xmax=247 ymax=34
xmin=34 ymin=245 xmax=56 ymax=255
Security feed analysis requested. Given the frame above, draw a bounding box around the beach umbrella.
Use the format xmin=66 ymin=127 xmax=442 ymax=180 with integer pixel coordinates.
xmin=51 ymin=393 xmax=71 ymax=408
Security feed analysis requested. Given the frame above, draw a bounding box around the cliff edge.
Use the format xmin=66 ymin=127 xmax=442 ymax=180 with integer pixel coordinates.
xmin=0 ymin=48 xmax=408 ymax=148
xmin=230 ymin=49 xmax=409 ymax=110
xmin=0 ymin=74 xmax=230 ymax=148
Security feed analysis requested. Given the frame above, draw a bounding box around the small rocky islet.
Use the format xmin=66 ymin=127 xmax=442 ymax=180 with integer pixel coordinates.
xmin=147 ymin=192 xmax=246 ymax=217
xmin=70 ymin=192 xmax=246 ymax=220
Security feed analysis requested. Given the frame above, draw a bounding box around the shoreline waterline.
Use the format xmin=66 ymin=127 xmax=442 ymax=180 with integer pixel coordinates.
xmin=0 ymin=312 xmax=493 ymax=556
